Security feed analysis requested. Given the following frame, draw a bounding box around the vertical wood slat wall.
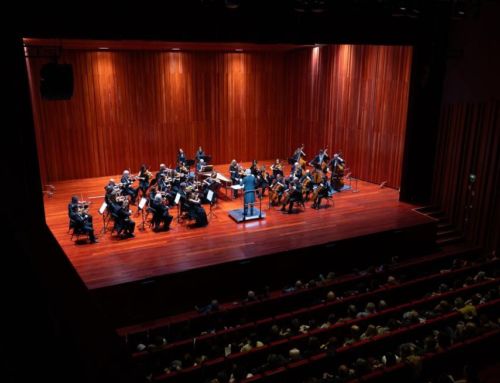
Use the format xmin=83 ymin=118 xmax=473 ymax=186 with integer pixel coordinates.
xmin=26 ymin=45 xmax=412 ymax=188
xmin=432 ymin=101 xmax=500 ymax=251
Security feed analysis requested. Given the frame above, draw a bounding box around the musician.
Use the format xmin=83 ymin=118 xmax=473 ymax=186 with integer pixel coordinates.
xmin=137 ymin=164 xmax=153 ymax=197
xmin=311 ymin=176 xmax=329 ymax=209
xmin=121 ymin=170 xmax=138 ymax=204
xmin=300 ymin=170 xmax=314 ymax=200
xmin=195 ymin=146 xmax=205 ymax=161
xmin=110 ymin=199 xmax=136 ymax=238
xmin=270 ymin=158 xmax=284 ymax=178
xmin=68 ymin=195 xmax=93 ymax=224
xmin=256 ymin=165 xmax=270 ymax=197
xmin=311 ymin=149 xmax=329 ymax=170
xmin=292 ymin=144 xmax=306 ymax=163
xmin=69 ymin=204 xmax=97 ymax=243
xmin=250 ymin=160 xmax=259 ymax=176
xmin=292 ymin=162 xmax=303 ymax=178
xmin=104 ymin=179 xmax=119 ymax=204
xmin=269 ymin=175 xmax=286 ymax=206
xmin=186 ymin=190 xmax=208 ymax=227
xmin=156 ymin=164 xmax=167 ymax=181
xmin=202 ymin=171 xmax=220 ymax=203
xmin=329 ymin=153 xmax=346 ymax=191
xmin=280 ymin=178 xmax=303 ymax=214
xmin=241 ymin=169 xmax=256 ymax=216
xmin=150 ymin=194 xmax=173 ymax=231
xmin=177 ymin=148 xmax=186 ymax=165
xmin=229 ymin=159 xmax=240 ymax=198
xmin=197 ymin=158 xmax=205 ymax=172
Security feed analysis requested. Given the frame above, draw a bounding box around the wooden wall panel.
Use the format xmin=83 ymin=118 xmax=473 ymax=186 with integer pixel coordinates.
xmin=285 ymin=45 xmax=413 ymax=188
xmin=432 ymin=101 xmax=500 ymax=251
xmin=26 ymin=44 xmax=412 ymax=187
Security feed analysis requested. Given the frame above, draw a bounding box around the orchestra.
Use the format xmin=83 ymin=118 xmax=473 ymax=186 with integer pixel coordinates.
xmin=68 ymin=145 xmax=349 ymax=244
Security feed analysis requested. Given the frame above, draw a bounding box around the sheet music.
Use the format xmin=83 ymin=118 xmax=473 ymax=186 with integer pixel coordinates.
xmin=99 ymin=202 xmax=107 ymax=215
xmin=174 ymin=193 xmax=181 ymax=204
xmin=207 ymin=190 xmax=214 ymax=202
xmin=138 ymin=197 xmax=147 ymax=209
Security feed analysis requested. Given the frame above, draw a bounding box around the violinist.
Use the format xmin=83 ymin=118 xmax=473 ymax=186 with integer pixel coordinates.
xmin=270 ymin=158 xmax=284 ymax=178
xmin=229 ymin=159 xmax=240 ymax=198
xmin=104 ymin=179 xmax=120 ymax=204
xmin=257 ymin=165 xmax=270 ymax=197
xmin=150 ymin=193 xmax=173 ymax=231
xmin=69 ymin=197 xmax=97 ymax=243
xmin=121 ymin=170 xmax=138 ymax=204
xmin=250 ymin=160 xmax=259 ymax=176
xmin=137 ymin=164 xmax=153 ymax=197
xmin=110 ymin=198 xmax=135 ymax=238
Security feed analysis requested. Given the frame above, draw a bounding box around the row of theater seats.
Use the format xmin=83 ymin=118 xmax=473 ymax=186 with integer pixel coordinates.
xmin=150 ymin=275 xmax=499 ymax=382
xmin=118 ymin=246 xmax=484 ymax=347
xmin=115 ymin=246 xmax=498 ymax=382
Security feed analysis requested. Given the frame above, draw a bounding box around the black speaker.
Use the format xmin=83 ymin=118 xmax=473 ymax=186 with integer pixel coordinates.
xmin=40 ymin=63 xmax=74 ymax=100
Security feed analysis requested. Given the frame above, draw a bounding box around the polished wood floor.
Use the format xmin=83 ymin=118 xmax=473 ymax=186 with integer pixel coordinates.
xmin=43 ymin=161 xmax=433 ymax=290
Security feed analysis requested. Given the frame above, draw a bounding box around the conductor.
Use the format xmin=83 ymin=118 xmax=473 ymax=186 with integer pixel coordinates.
xmin=241 ymin=169 xmax=256 ymax=216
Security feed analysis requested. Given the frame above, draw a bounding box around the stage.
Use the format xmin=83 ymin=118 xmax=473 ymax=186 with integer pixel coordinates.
xmin=42 ymin=161 xmax=436 ymax=291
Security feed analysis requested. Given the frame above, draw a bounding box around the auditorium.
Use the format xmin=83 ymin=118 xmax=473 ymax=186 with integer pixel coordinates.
xmin=7 ymin=1 xmax=499 ymax=383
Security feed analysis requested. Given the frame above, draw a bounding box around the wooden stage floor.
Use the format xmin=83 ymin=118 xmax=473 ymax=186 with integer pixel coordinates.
xmin=43 ymin=162 xmax=434 ymax=290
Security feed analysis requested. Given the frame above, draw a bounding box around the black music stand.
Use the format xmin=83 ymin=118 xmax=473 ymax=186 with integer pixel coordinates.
xmin=202 ymin=155 xmax=212 ymax=164
xmin=207 ymin=190 xmax=217 ymax=220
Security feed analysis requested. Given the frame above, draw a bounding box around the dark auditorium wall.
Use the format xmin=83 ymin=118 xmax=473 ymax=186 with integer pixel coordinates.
xmin=26 ymin=43 xmax=412 ymax=188
xmin=432 ymin=2 xmax=500 ymax=252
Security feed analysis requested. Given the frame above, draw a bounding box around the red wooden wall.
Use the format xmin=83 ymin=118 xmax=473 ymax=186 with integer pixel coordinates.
xmin=26 ymin=43 xmax=412 ymax=188
xmin=432 ymin=101 xmax=500 ymax=251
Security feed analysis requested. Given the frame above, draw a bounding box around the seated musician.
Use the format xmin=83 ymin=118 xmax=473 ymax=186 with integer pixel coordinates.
xmin=280 ymin=178 xmax=303 ymax=214
xmin=300 ymin=170 xmax=314 ymax=200
xmin=202 ymin=171 xmax=220 ymax=203
xmin=156 ymin=163 xmax=167 ymax=182
xmin=177 ymin=148 xmax=186 ymax=165
xmin=186 ymin=190 xmax=208 ymax=227
xmin=269 ymin=175 xmax=286 ymax=206
xmin=292 ymin=162 xmax=303 ymax=178
xmin=311 ymin=175 xmax=329 ymax=209
xmin=110 ymin=199 xmax=136 ymax=238
xmin=197 ymin=158 xmax=205 ymax=172
xmin=257 ymin=165 xmax=270 ymax=197
xmin=195 ymin=146 xmax=205 ymax=161
xmin=69 ymin=204 xmax=98 ymax=243
xmin=229 ymin=159 xmax=240 ymax=198
xmin=104 ymin=179 xmax=118 ymax=205
xmin=137 ymin=164 xmax=152 ymax=198
xmin=120 ymin=170 xmax=138 ymax=204
xmin=270 ymin=158 xmax=284 ymax=178
xmin=250 ymin=160 xmax=259 ymax=176
xmin=69 ymin=195 xmax=93 ymax=224
xmin=150 ymin=194 xmax=173 ymax=231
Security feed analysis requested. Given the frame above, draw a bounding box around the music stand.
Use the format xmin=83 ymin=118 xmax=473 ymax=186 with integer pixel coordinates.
xmin=174 ymin=192 xmax=182 ymax=223
xmin=138 ymin=198 xmax=148 ymax=231
xmin=206 ymin=190 xmax=217 ymax=219
xmin=98 ymin=202 xmax=108 ymax=234
xmin=203 ymin=155 xmax=212 ymax=164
